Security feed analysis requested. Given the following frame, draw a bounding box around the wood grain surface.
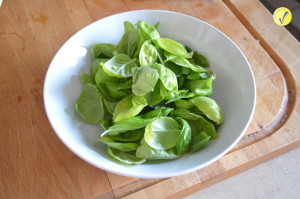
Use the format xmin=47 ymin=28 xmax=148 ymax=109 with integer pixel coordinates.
xmin=0 ymin=0 xmax=299 ymax=198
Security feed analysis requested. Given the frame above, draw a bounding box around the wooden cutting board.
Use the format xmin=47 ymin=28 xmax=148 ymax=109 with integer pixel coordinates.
xmin=0 ymin=0 xmax=299 ymax=198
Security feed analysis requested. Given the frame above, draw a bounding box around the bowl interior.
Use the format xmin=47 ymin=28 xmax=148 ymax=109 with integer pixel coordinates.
xmin=44 ymin=10 xmax=255 ymax=178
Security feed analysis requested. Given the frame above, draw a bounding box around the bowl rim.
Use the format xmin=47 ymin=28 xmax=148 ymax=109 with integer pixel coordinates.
xmin=43 ymin=9 xmax=256 ymax=178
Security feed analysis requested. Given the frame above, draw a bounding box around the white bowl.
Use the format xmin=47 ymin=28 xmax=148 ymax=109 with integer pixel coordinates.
xmin=44 ymin=10 xmax=256 ymax=178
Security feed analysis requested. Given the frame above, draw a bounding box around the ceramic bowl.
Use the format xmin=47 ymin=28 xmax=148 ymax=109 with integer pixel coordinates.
xmin=44 ymin=10 xmax=256 ymax=178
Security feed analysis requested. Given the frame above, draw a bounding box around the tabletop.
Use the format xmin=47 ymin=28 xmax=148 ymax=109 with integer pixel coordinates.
xmin=0 ymin=0 xmax=299 ymax=198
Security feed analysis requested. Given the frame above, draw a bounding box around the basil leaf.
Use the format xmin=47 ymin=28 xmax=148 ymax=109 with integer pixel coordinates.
xmin=109 ymin=130 xmax=144 ymax=142
xmin=171 ymin=108 xmax=218 ymax=139
xmin=102 ymin=54 xmax=137 ymax=78
xmin=192 ymin=52 xmax=210 ymax=67
xmin=151 ymin=64 xmax=178 ymax=91
xmin=185 ymin=75 xmax=215 ymax=96
xmin=157 ymin=38 xmax=190 ymax=58
xmin=113 ymin=95 xmax=147 ymax=122
xmin=189 ymin=132 xmax=210 ymax=153
xmin=190 ymin=96 xmax=223 ymax=125
xmin=103 ymin=117 xmax=153 ymax=136
xmin=103 ymin=100 xmax=116 ymax=115
xmin=186 ymin=71 xmax=213 ymax=80
xmin=175 ymin=99 xmax=194 ymax=109
xmin=139 ymin=40 xmax=158 ymax=66
xmin=90 ymin=59 xmax=106 ymax=82
xmin=144 ymin=117 xmax=181 ymax=150
xmin=147 ymin=80 xmax=167 ymax=106
xmin=132 ymin=66 xmax=159 ymax=96
xmin=137 ymin=20 xmax=160 ymax=40
xmin=75 ymin=84 xmax=104 ymax=123
xmin=98 ymin=137 xmax=138 ymax=152
xmin=132 ymin=26 xmax=146 ymax=58
xmin=136 ymin=139 xmax=181 ymax=160
xmin=175 ymin=117 xmax=192 ymax=154
xmin=114 ymin=21 xmax=138 ymax=58
xmin=91 ymin=43 xmax=114 ymax=59
xmin=165 ymin=52 xmax=207 ymax=72
xmin=107 ymin=147 xmax=145 ymax=165
xmin=80 ymin=72 xmax=93 ymax=84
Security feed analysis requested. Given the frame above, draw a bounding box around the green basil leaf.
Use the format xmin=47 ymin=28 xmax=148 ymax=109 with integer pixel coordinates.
xmin=151 ymin=64 xmax=178 ymax=91
xmin=164 ymin=52 xmax=207 ymax=73
xmin=147 ymin=80 xmax=167 ymax=106
xmin=186 ymin=71 xmax=213 ymax=80
xmin=102 ymin=54 xmax=137 ymax=78
xmin=192 ymin=52 xmax=210 ymax=67
xmin=103 ymin=117 xmax=153 ymax=136
xmin=132 ymin=66 xmax=159 ymax=96
xmin=185 ymin=75 xmax=215 ymax=96
xmin=139 ymin=40 xmax=158 ymax=66
xmin=190 ymin=96 xmax=223 ymax=125
xmin=109 ymin=130 xmax=144 ymax=142
xmin=174 ymin=99 xmax=194 ymax=109
xmin=189 ymin=132 xmax=210 ymax=153
xmin=75 ymin=84 xmax=104 ymax=123
xmin=113 ymin=95 xmax=147 ymax=122
xmin=171 ymin=108 xmax=218 ymax=139
xmin=80 ymin=72 xmax=93 ymax=84
xmin=103 ymin=100 xmax=117 ymax=115
xmin=107 ymin=147 xmax=145 ymax=165
xmin=144 ymin=117 xmax=181 ymax=150
xmin=137 ymin=20 xmax=160 ymax=40
xmin=136 ymin=139 xmax=181 ymax=160
xmin=157 ymin=38 xmax=190 ymax=58
xmin=90 ymin=59 xmax=108 ymax=82
xmin=91 ymin=43 xmax=114 ymax=59
xmin=114 ymin=21 xmax=138 ymax=58
xmin=175 ymin=117 xmax=192 ymax=154
xmin=98 ymin=137 xmax=138 ymax=152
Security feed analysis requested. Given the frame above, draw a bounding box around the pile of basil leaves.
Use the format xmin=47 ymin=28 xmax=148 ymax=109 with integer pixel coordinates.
xmin=75 ymin=21 xmax=223 ymax=165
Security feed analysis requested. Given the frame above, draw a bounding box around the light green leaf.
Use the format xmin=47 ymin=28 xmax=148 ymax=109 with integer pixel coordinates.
xmin=103 ymin=117 xmax=154 ymax=136
xmin=146 ymin=80 xmax=167 ymax=106
xmin=80 ymin=72 xmax=93 ymax=84
xmin=102 ymin=54 xmax=137 ymax=78
xmin=190 ymin=96 xmax=223 ymax=125
xmin=137 ymin=21 xmax=160 ymax=40
xmin=113 ymin=95 xmax=147 ymax=122
xmin=136 ymin=139 xmax=181 ymax=160
xmin=151 ymin=64 xmax=178 ymax=91
xmin=165 ymin=52 xmax=207 ymax=72
xmin=132 ymin=66 xmax=159 ymax=96
xmin=109 ymin=130 xmax=144 ymax=142
xmin=97 ymin=137 xmax=138 ymax=152
xmin=174 ymin=99 xmax=194 ymax=109
xmin=144 ymin=117 xmax=181 ymax=150
xmin=114 ymin=21 xmax=138 ymax=58
xmin=75 ymin=84 xmax=104 ymax=123
xmin=189 ymin=132 xmax=210 ymax=153
xmin=185 ymin=75 xmax=215 ymax=96
xmin=139 ymin=40 xmax=158 ymax=66
xmin=175 ymin=117 xmax=192 ymax=154
xmin=107 ymin=147 xmax=145 ymax=165
xmin=171 ymin=108 xmax=218 ymax=139
xmin=91 ymin=43 xmax=114 ymax=59
xmin=157 ymin=38 xmax=190 ymax=58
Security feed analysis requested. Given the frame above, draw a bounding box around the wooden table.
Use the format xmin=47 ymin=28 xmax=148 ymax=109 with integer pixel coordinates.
xmin=1 ymin=0 xmax=299 ymax=198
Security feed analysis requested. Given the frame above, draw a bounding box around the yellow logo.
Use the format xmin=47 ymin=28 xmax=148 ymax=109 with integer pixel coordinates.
xmin=273 ymin=7 xmax=292 ymax=26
